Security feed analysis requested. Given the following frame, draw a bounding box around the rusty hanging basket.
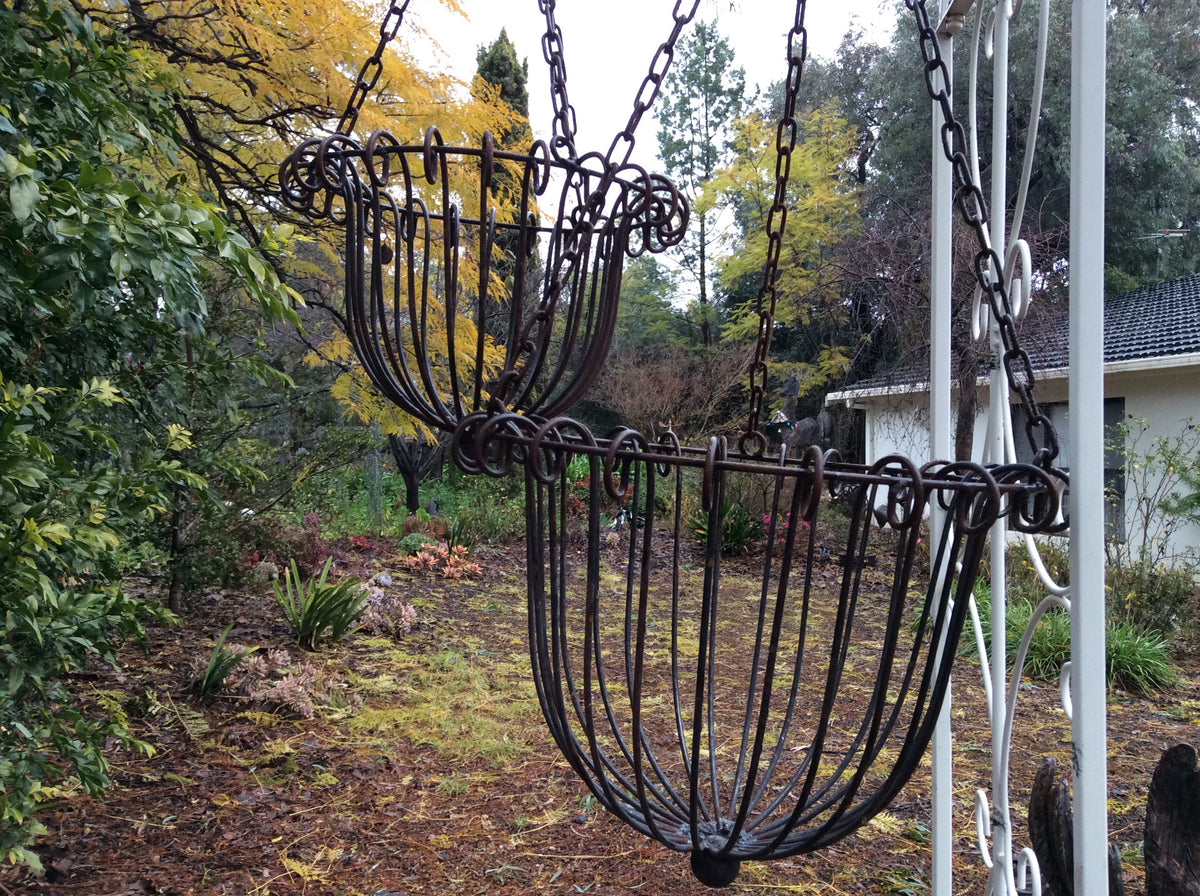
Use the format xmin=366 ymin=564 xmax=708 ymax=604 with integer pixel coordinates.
xmin=452 ymin=412 xmax=1062 ymax=887
xmin=279 ymin=2 xmax=696 ymax=432
xmin=449 ymin=0 xmax=1068 ymax=886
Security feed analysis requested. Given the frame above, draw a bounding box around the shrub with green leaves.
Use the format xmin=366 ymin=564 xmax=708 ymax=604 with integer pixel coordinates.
xmin=1106 ymin=558 xmax=1195 ymax=636
xmin=0 ymin=377 xmax=171 ymax=870
xmin=191 ymin=623 xmax=253 ymax=701
xmin=967 ymin=572 xmax=1175 ymax=694
xmin=273 ymin=558 xmax=366 ymax=650
xmin=1 ymin=0 xmax=296 ymax=868
xmin=689 ymin=499 xmax=764 ymax=556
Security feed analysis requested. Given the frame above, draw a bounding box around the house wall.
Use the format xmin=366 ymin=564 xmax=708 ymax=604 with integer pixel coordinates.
xmin=847 ymin=363 xmax=1200 ymax=563
xmin=1107 ymin=365 xmax=1200 ymax=563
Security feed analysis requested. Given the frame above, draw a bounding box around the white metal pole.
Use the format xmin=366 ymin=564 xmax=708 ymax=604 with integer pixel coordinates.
xmin=986 ymin=4 xmax=1013 ymax=893
xmin=929 ymin=11 xmax=960 ymax=895
xmin=1069 ymin=0 xmax=1108 ymax=893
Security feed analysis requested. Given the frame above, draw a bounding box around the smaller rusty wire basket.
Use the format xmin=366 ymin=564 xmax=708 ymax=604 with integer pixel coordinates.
xmin=278 ymin=0 xmax=699 ymax=432
xmin=451 ymin=411 xmax=1063 ymax=886
xmin=279 ymin=131 xmax=687 ymax=430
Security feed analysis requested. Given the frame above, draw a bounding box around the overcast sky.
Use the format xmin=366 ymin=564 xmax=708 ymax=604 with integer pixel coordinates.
xmin=407 ymin=0 xmax=898 ymax=168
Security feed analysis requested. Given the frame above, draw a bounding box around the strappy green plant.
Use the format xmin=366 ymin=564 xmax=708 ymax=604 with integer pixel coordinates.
xmin=273 ymin=558 xmax=366 ymax=650
xmin=191 ymin=623 xmax=253 ymax=700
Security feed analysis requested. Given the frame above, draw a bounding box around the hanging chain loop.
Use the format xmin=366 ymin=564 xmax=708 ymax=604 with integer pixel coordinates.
xmin=906 ymin=0 xmax=1059 ymax=468
xmin=538 ymin=0 xmax=579 ymax=159
xmin=740 ymin=0 xmax=809 ymax=454
xmin=336 ymin=0 xmax=413 ymax=137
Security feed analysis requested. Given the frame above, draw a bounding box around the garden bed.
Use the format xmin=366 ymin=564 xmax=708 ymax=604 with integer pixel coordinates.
xmin=4 ymin=535 xmax=1198 ymax=896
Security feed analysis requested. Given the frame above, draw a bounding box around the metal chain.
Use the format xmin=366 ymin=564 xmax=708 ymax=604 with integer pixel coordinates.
xmin=742 ymin=0 xmax=809 ymax=450
xmin=541 ymin=0 xmax=701 ymax=169
xmin=906 ymin=0 xmax=1059 ymax=468
xmin=602 ymin=0 xmax=701 ymax=172
xmin=538 ymin=0 xmax=579 ymax=159
xmin=336 ymin=0 xmax=413 ymax=137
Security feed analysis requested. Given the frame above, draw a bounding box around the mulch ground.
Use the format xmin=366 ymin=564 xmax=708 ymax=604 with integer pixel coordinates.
xmin=3 ymin=535 xmax=1198 ymax=896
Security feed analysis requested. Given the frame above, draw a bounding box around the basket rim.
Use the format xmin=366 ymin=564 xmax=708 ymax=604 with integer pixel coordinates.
xmin=451 ymin=411 xmax=1070 ymax=536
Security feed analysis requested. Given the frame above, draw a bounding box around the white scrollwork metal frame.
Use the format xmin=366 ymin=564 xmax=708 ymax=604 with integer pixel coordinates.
xmin=930 ymin=1 xmax=1108 ymax=895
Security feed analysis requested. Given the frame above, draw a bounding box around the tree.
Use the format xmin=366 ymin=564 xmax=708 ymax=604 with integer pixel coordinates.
xmin=608 ymin=256 xmax=691 ymax=357
xmin=655 ymin=20 xmax=746 ymax=346
xmin=0 ymin=0 xmax=295 ymax=867
xmin=593 ymin=343 xmax=750 ymax=439
xmin=863 ymin=0 xmax=1200 ymax=290
xmin=788 ymin=2 xmax=1200 ymax=457
xmin=75 ymin=0 xmax=511 ymax=245
xmin=78 ymin=0 xmax=522 ymax=448
xmin=706 ymin=103 xmax=863 ymax=404
xmin=475 ymin=29 xmax=531 ymax=147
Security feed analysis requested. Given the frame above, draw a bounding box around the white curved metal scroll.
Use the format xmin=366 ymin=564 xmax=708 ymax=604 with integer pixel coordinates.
xmin=929 ymin=1 xmax=1108 ymax=895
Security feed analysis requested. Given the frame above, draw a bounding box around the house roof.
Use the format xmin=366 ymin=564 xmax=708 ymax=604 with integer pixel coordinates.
xmin=830 ymin=274 xmax=1200 ymax=400
xmin=1098 ymin=274 xmax=1200 ymax=363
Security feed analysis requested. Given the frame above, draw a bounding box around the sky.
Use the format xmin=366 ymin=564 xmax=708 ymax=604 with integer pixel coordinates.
xmin=407 ymin=0 xmax=899 ymax=168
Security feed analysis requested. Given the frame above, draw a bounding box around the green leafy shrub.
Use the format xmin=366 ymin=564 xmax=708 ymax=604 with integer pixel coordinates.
xmin=273 ymin=558 xmax=366 ymax=650
xmin=1106 ymin=558 xmax=1195 ymax=635
xmin=433 ymin=472 xmax=525 ymax=543
xmin=397 ymin=532 xmax=438 ymax=555
xmin=689 ymin=499 xmax=764 ymax=556
xmin=0 ymin=0 xmax=296 ymax=868
xmin=1107 ymin=620 xmax=1175 ymax=692
xmin=0 ymin=378 xmax=170 ymax=870
xmin=967 ymin=575 xmax=1175 ymax=694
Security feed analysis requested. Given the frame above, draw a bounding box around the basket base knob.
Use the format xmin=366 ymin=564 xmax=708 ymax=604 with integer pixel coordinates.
xmin=690 ymin=850 xmax=741 ymax=888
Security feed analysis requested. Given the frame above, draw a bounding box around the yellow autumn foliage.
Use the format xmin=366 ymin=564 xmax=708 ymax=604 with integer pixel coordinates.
xmin=705 ymin=102 xmax=862 ymax=396
xmin=83 ymin=0 xmax=528 ymax=436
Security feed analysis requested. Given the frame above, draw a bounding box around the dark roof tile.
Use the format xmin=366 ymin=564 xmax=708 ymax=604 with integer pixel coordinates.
xmin=838 ymin=274 xmax=1200 ymax=393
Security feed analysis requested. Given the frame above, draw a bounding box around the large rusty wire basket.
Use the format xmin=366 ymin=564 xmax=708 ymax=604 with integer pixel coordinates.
xmin=279 ymin=129 xmax=688 ymax=430
xmin=452 ymin=412 xmax=1064 ymax=886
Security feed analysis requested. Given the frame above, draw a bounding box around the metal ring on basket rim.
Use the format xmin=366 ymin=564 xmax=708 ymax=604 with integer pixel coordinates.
xmin=923 ymin=460 xmax=1002 ymax=536
xmin=796 ymin=444 xmax=826 ymax=523
xmin=653 ymin=429 xmax=683 ymax=476
xmin=819 ymin=448 xmax=846 ymax=499
xmin=314 ymin=134 xmax=361 ymax=193
xmin=867 ymin=453 xmax=927 ymax=530
xmin=603 ymin=428 xmax=651 ymax=502
xmin=529 ymin=417 xmax=598 ymax=485
xmin=278 ymin=138 xmax=325 ymax=206
xmin=701 ymin=436 xmax=728 ymax=513
xmin=396 ymin=195 xmax=427 ymax=245
xmin=364 ymin=130 xmax=401 ymax=188
xmin=451 ymin=412 xmax=535 ymax=478
xmin=528 ymin=139 xmax=553 ymax=195
xmin=617 ymin=163 xmax=654 ymax=219
xmin=421 ymin=125 xmax=443 ymax=186
xmin=992 ymin=462 xmax=1068 ymax=534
